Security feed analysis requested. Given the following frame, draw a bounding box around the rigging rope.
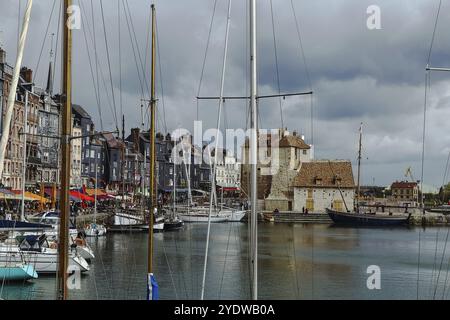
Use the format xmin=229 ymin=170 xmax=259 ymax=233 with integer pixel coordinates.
xmin=51 ymin=1 xmax=61 ymax=95
xmin=427 ymin=0 xmax=442 ymax=65
xmin=90 ymin=0 xmax=103 ymax=131
xmin=155 ymin=16 xmax=168 ymax=134
xmin=433 ymin=227 xmax=450 ymax=299
xmin=290 ymin=0 xmax=314 ymax=144
xmin=33 ymin=0 xmax=57 ymax=83
xmin=118 ymin=0 xmax=123 ymax=122
xmin=201 ymin=0 xmax=232 ymax=300
xmin=124 ymin=0 xmax=151 ymax=100
xmin=121 ymin=0 xmax=146 ymax=100
xmin=269 ymin=0 xmax=284 ymax=129
xmin=99 ymin=0 xmax=119 ymax=132
xmin=78 ymin=0 xmax=103 ymax=130
xmin=196 ymin=0 xmax=219 ymax=121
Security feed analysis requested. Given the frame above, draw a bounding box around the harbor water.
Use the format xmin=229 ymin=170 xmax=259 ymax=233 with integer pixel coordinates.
xmin=1 ymin=223 xmax=450 ymax=300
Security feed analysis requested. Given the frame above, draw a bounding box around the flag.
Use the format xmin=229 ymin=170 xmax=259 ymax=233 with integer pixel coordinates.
xmin=147 ymin=273 xmax=159 ymax=300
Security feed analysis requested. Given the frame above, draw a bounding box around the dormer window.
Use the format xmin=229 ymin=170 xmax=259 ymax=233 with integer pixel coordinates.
xmin=314 ymin=176 xmax=322 ymax=185
xmin=333 ymin=175 xmax=342 ymax=185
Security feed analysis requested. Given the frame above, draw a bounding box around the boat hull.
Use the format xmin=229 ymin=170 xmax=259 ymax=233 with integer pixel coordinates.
xmin=0 ymin=264 xmax=38 ymax=281
xmin=139 ymin=222 xmax=165 ymax=233
xmin=326 ymin=209 xmax=411 ymax=226
xmin=0 ymin=247 xmax=90 ymax=273
xmin=163 ymin=219 xmax=184 ymax=231
xmin=76 ymin=245 xmax=95 ymax=261
xmin=178 ymin=214 xmax=228 ymax=223
xmin=84 ymin=224 xmax=107 ymax=237
xmin=220 ymin=210 xmax=246 ymax=222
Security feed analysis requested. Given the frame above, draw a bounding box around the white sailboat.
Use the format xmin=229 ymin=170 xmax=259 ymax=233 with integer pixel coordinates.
xmin=84 ymin=164 xmax=107 ymax=237
xmin=0 ymin=234 xmax=89 ymax=274
xmin=0 ymin=0 xmax=40 ymax=283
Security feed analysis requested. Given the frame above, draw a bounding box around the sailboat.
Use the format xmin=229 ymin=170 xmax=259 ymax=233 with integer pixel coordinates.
xmin=162 ymin=154 xmax=184 ymax=231
xmin=0 ymin=0 xmax=41 ymax=283
xmin=0 ymin=262 xmax=38 ymax=282
xmin=84 ymin=164 xmax=107 ymax=237
xmin=326 ymin=123 xmax=411 ymax=226
xmin=0 ymin=234 xmax=90 ymax=274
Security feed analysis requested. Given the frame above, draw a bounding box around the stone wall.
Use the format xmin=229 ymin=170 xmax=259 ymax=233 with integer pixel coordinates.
xmin=294 ymin=187 xmax=354 ymax=213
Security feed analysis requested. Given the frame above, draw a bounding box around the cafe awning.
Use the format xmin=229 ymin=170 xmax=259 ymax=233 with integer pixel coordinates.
xmin=0 ymin=190 xmax=34 ymax=201
xmin=70 ymin=191 xmax=95 ymax=202
xmin=12 ymin=190 xmax=50 ymax=203
xmin=85 ymin=188 xmax=108 ymax=196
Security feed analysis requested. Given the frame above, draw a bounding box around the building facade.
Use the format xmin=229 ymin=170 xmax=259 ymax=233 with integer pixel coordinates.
xmin=72 ymin=104 xmax=96 ymax=186
xmin=0 ymin=48 xmax=26 ymax=190
xmin=20 ymin=68 xmax=41 ymax=188
xmin=390 ymin=181 xmax=419 ymax=204
xmin=38 ymin=97 xmax=60 ymax=184
xmin=215 ymin=153 xmax=241 ymax=189
xmin=293 ymin=160 xmax=355 ymax=213
xmin=70 ymin=119 xmax=82 ymax=187
xmin=241 ymin=129 xmax=313 ymax=211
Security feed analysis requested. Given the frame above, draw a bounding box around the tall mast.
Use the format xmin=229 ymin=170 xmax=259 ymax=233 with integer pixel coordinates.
xmin=0 ymin=0 xmax=33 ymax=180
xmin=356 ymin=122 xmax=363 ymax=212
xmin=122 ymin=115 xmax=125 ymax=205
xmin=147 ymin=3 xmax=156 ymax=301
xmin=249 ymin=0 xmax=258 ymax=301
xmin=57 ymin=0 xmax=72 ymax=300
xmin=94 ymin=160 xmax=97 ymax=223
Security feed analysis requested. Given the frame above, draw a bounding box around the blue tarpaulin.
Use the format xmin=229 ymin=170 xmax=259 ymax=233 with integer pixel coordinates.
xmin=148 ymin=273 xmax=159 ymax=300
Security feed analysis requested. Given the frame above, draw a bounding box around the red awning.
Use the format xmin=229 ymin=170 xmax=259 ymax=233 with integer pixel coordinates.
xmin=70 ymin=191 xmax=95 ymax=202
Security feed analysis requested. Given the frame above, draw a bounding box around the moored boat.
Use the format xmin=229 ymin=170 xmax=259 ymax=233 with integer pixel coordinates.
xmin=0 ymin=235 xmax=90 ymax=274
xmin=0 ymin=263 xmax=38 ymax=281
xmin=326 ymin=208 xmax=411 ymax=226
xmin=84 ymin=223 xmax=107 ymax=237
xmin=178 ymin=212 xmax=228 ymax=223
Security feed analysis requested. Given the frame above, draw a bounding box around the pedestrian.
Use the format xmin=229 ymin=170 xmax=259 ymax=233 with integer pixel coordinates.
xmin=305 ymin=208 xmax=309 ymax=215
xmin=302 ymin=206 xmax=305 ymax=214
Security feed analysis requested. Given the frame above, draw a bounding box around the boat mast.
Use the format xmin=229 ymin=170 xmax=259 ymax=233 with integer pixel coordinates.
xmin=57 ymin=0 xmax=72 ymax=300
xmin=147 ymin=3 xmax=156 ymax=300
xmin=173 ymin=155 xmax=176 ymax=218
xmin=249 ymin=0 xmax=258 ymax=301
xmin=21 ymin=91 xmax=29 ymax=222
xmin=122 ymin=115 xmax=125 ymax=207
xmin=94 ymin=159 xmax=97 ymax=224
xmin=0 ymin=0 xmax=33 ymax=180
xmin=356 ymin=122 xmax=363 ymax=212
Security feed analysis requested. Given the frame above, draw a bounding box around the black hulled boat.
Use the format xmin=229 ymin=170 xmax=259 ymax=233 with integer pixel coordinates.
xmin=326 ymin=208 xmax=411 ymax=226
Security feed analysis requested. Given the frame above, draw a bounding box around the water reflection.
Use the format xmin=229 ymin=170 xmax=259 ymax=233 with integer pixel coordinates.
xmin=1 ymin=224 xmax=449 ymax=300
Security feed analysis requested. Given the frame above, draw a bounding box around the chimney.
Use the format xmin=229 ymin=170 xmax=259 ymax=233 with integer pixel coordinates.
xmin=0 ymin=48 xmax=5 ymax=64
xmin=293 ymin=131 xmax=297 ymax=137
xmin=131 ymin=128 xmax=140 ymax=153
xmin=20 ymin=67 xmax=33 ymax=83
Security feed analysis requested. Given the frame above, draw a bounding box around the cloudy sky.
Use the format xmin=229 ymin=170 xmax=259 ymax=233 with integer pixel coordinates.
xmin=1 ymin=0 xmax=450 ymax=189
